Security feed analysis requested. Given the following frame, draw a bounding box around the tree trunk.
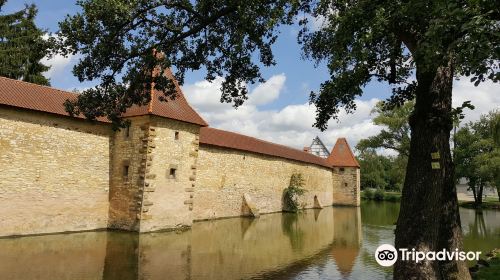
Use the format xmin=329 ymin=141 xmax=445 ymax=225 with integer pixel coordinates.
xmin=394 ymin=63 xmax=471 ymax=280
xmin=470 ymin=183 xmax=477 ymax=204
xmin=477 ymin=183 xmax=484 ymax=207
xmin=497 ymin=186 xmax=500 ymax=202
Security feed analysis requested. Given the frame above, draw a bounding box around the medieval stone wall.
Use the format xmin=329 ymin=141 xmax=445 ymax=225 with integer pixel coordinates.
xmin=0 ymin=107 xmax=111 ymax=236
xmin=332 ymin=167 xmax=361 ymax=206
xmin=138 ymin=116 xmax=200 ymax=232
xmin=0 ymin=106 xmax=360 ymax=237
xmin=108 ymin=116 xmax=152 ymax=231
xmin=193 ymin=145 xmax=336 ymax=221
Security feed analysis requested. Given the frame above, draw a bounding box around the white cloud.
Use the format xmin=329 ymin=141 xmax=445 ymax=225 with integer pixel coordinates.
xmin=452 ymin=78 xmax=500 ymax=124
xmin=41 ymin=34 xmax=75 ymax=79
xmin=42 ymin=53 xmax=74 ymax=79
xmin=183 ymin=74 xmax=382 ymax=152
xmin=247 ymin=73 xmax=286 ymax=106
xmin=183 ymin=74 xmax=499 ymax=154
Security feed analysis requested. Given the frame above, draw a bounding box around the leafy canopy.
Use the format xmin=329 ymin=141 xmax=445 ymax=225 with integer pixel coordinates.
xmin=455 ymin=111 xmax=500 ymax=198
xmin=0 ymin=1 xmax=51 ymax=85
xmin=56 ymin=0 xmax=499 ymax=128
xmin=356 ymin=100 xmax=413 ymax=157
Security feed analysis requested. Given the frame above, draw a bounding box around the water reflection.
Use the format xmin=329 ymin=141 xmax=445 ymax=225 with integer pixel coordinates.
xmin=0 ymin=204 xmax=498 ymax=280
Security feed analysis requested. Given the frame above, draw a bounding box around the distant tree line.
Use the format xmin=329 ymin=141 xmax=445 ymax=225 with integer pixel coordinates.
xmin=357 ymin=101 xmax=499 ymax=205
xmin=356 ymin=101 xmax=412 ymax=192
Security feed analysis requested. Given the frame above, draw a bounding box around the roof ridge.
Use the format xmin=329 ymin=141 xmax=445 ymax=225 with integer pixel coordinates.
xmin=0 ymin=76 xmax=76 ymax=96
xmin=205 ymin=127 xmax=325 ymax=159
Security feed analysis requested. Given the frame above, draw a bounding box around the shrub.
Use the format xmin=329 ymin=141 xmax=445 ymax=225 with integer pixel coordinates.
xmin=363 ymin=189 xmax=375 ymax=200
xmin=385 ymin=193 xmax=401 ymax=202
xmin=373 ymin=189 xmax=385 ymax=201
xmin=283 ymin=173 xmax=306 ymax=212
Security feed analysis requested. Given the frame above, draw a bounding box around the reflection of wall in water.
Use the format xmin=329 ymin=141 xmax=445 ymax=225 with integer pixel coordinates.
xmin=331 ymin=207 xmax=362 ymax=277
xmin=0 ymin=207 xmax=363 ymax=280
xmin=0 ymin=232 xmax=107 ymax=280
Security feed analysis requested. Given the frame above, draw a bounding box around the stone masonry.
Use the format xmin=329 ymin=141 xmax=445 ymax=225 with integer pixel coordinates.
xmin=0 ymin=76 xmax=360 ymax=237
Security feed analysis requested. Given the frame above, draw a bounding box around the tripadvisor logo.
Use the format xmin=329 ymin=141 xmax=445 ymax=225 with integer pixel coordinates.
xmin=375 ymin=244 xmax=398 ymax=267
xmin=375 ymin=244 xmax=481 ymax=267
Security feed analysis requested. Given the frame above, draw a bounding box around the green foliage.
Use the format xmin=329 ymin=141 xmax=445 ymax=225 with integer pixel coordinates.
xmin=385 ymin=193 xmax=401 ymax=202
xmin=361 ymin=189 xmax=401 ymax=202
xmin=55 ymin=1 xmax=500 ymax=127
xmin=455 ymin=110 xmax=500 ymax=204
xmin=300 ymin=0 xmax=500 ymax=129
xmin=362 ymin=189 xmax=375 ymax=200
xmin=357 ymin=100 xmax=413 ymax=157
xmin=357 ymin=150 xmax=406 ymax=192
xmin=55 ymin=0 xmax=303 ymax=126
xmin=356 ymin=100 xmax=411 ymax=192
xmin=373 ymin=189 xmax=385 ymax=201
xmin=283 ymin=172 xmax=306 ymax=213
xmin=0 ymin=1 xmax=50 ymax=85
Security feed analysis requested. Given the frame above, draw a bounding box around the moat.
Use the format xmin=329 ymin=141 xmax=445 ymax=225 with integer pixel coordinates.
xmin=1 ymin=202 xmax=499 ymax=280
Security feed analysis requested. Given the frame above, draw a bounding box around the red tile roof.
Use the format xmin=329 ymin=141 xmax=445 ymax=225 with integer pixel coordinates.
xmin=0 ymin=76 xmax=355 ymax=169
xmin=0 ymin=76 xmax=110 ymax=121
xmin=327 ymin=138 xmax=360 ymax=168
xmin=199 ymin=127 xmax=332 ymax=168
xmin=0 ymin=73 xmax=207 ymax=126
xmin=122 ymin=68 xmax=207 ymax=126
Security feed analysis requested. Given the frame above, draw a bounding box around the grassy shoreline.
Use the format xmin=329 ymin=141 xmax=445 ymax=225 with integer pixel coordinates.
xmin=459 ymin=198 xmax=500 ymax=210
xmin=361 ymin=189 xmax=401 ymax=202
xmin=471 ymin=249 xmax=500 ymax=279
xmin=361 ymin=190 xmax=500 ymax=210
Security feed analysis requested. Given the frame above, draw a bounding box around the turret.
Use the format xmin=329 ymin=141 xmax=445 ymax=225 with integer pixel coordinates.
xmin=327 ymin=138 xmax=361 ymax=206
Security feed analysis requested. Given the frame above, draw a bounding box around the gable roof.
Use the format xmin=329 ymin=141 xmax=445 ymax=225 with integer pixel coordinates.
xmin=0 ymin=73 xmax=207 ymax=126
xmin=326 ymin=138 xmax=360 ymax=168
xmin=122 ymin=68 xmax=207 ymax=126
xmin=199 ymin=127 xmax=332 ymax=169
xmin=309 ymin=136 xmax=331 ymax=158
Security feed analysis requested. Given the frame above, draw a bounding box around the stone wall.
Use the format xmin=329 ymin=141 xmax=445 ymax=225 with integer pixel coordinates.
xmin=108 ymin=116 xmax=151 ymax=231
xmin=193 ymin=145 xmax=335 ymax=220
xmin=0 ymin=106 xmax=111 ymax=236
xmin=138 ymin=116 xmax=200 ymax=232
xmin=332 ymin=167 xmax=361 ymax=206
xmin=0 ymin=105 xmax=359 ymax=237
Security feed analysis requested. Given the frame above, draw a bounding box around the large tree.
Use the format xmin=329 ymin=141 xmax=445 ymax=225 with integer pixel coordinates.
xmin=0 ymin=1 xmax=50 ymax=85
xmin=455 ymin=111 xmax=500 ymax=205
xmin=56 ymin=1 xmax=499 ymax=278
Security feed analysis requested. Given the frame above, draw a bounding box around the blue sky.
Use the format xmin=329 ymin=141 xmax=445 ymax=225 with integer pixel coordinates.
xmin=3 ymin=0 xmax=498 ymax=151
xmin=3 ymin=0 xmax=391 ymax=102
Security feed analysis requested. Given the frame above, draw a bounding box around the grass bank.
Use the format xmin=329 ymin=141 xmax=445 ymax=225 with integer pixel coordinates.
xmin=471 ymin=249 xmax=500 ymax=279
xmin=361 ymin=189 xmax=401 ymax=202
xmin=460 ymin=198 xmax=500 ymax=210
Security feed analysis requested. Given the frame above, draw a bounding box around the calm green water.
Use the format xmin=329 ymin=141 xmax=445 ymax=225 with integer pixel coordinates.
xmin=0 ymin=202 xmax=499 ymax=280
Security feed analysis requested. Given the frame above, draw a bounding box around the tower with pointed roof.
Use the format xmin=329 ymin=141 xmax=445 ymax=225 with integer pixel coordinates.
xmin=327 ymin=138 xmax=361 ymax=206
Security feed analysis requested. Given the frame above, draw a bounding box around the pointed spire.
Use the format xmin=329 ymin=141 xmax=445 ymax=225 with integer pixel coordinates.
xmin=327 ymin=138 xmax=360 ymax=168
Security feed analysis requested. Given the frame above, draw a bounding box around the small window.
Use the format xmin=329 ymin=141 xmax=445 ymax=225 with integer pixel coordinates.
xmin=339 ymin=167 xmax=345 ymax=173
xmin=123 ymin=165 xmax=129 ymax=179
xmin=124 ymin=125 xmax=131 ymax=139
xmin=169 ymin=168 xmax=177 ymax=179
xmin=344 ymin=183 xmax=348 ymax=187
xmin=174 ymin=131 xmax=179 ymax=140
